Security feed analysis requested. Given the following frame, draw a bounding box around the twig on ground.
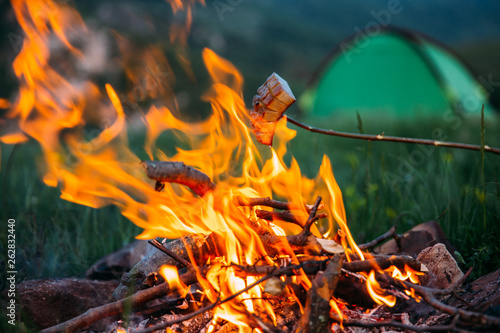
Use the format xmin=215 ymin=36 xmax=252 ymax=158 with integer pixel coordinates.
xmin=133 ymin=260 xmax=323 ymax=333
xmin=41 ymin=270 xmax=199 ymax=333
xmin=358 ymin=225 xmax=397 ymax=250
xmin=378 ymin=268 xmax=500 ymax=329
xmin=331 ymin=314 xmax=464 ymax=332
xmin=286 ymin=116 xmax=500 ymax=155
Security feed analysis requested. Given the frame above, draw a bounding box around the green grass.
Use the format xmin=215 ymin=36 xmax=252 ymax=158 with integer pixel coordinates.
xmin=0 ymin=113 xmax=499 ymax=290
xmin=287 ymin=113 xmax=500 ymax=279
xmin=0 ymin=143 xmax=140 ymax=286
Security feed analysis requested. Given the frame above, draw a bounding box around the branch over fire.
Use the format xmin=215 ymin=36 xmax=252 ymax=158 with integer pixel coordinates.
xmin=142 ymin=161 xmax=216 ymax=196
xmin=248 ymin=74 xmax=500 ymax=155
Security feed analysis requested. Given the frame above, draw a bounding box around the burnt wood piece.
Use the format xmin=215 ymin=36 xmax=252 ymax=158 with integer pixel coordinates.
xmin=375 ymin=220 xmax=456 ymax=257
xmin=232 ymin=255 xmax=423 ymax=277
xmin=234 ymin=195 xmax=320 ymax=212
xmin=256 ymin=209 xmax=307 ymax=226
xmin=112 ymin=233 xmax=212 ymax=300
xmin=294 ymin=255 xmax=343 ymax=333
xmin=142 ymin=161 xmax=216 ymax=196
xmin=41 ymin=270 xmax=199 ymax=333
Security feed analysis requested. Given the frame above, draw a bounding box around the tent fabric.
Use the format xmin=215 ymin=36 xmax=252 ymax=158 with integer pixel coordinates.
xmin=299 ymin=27 xmax=492 ymax=118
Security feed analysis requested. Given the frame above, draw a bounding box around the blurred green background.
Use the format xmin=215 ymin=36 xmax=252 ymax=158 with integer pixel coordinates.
xmin=1 ymin=0 xmax=499 ymax=291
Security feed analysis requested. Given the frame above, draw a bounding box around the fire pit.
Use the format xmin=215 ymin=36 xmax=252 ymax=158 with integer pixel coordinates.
xmin=1 ymin=1 xmax=500 ymax=332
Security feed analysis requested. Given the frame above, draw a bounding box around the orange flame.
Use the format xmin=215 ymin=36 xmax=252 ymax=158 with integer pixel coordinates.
xmin=1 ymin=0 xmax=424 ymax=329
xmin=388 ymin=264 xmax=424 ymax=284
xmin=366 ymin=270 xmax=396 ymax=307
xmin=365 ymin=264 xmax=424 ymax=307
xmin=160 ymin=265 xmax=189 ymax=297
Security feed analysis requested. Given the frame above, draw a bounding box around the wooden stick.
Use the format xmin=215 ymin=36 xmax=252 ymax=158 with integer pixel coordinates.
xmin=302 ymin=196 xmax=322 ymax=234
xmin=256 ymin=210 xmax=327 ymax=228
xmin=231 ymin=255 xmax=422 ymax=277
xmin=142 ymin=161 xmax=216 ymax=196
xmin=378 ymin=268 xmax=500 ymax=328
xmin=256 ymin=209 xmax=307 ymax=226
xmin=133 ymin=261 xmax=320 ymax=333
xmin=358 ymin=225 xmax=397 ymax=250
xmin=343 ymin=255 xmax=422 ymax=272
xmin=286 ymin=115 xmax=500 ymax=155
xmin=234 ymin=196 xmax=321 ymax=212
xmin=148 ymin=239 xmax=192 ymax=269
xmin=41 ymin=270 xmax=199 ymax=333
xmin=294 ymin=255 xmax=343 ymax=333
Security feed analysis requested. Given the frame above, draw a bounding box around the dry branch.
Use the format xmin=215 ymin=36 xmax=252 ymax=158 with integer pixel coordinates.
xmin=256 ymin=209 xmax=327 ymax=228
xmin=148 ymin=239 xmax=192 ymax=269
xmin=378 ymin=269 xmax=500 ymax=329
xmin=294 ymin=255 xmax=343 ymax=333
xmin=286 ymin=114 xmax=500 ymax=155
xmin=231 ymin=255 xmax=422 ymax=278
xmin=358 ymin=225 xmax=397 ymax=250
xmin=256 ymin=209 xmax=307 ymax=226
xmin=343 ymin=255 xmax=423 ymax=272
xmin=234 ymin=196 xmax=321 ymax=212
xmin=142 ymin=161 xmax=216 ymax=196
xmin=41 ymin=270 xmax=199 ymax=333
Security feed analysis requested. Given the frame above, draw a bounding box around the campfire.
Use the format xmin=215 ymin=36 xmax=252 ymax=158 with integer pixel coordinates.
xmin=2 ymin=1 xmax=500 ymax=332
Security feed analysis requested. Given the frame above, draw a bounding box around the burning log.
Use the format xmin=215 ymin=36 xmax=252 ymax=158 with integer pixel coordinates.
xmin=113 ymin=233 xmax=213 ymax=300
xmin=234 ymin=195 xmax=323 ymax=212
xmin=142 ymin=161 xmax=216 ymax=196
xmin=294 ymin=255 xmax=343 ymax=333
xmin=42 ymin=89 xmax=500 ymax=333
xmin=41 ymin=158 xmax=500 ymax=333
xmin=41 ymin=269 xmax=200 ymax=333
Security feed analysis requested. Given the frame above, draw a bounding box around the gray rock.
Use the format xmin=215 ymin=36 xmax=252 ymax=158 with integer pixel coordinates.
xmin=86 ymin=240 xmax=150 ymax=280
xmin=17 ymin=278 xmax=118 ymax=329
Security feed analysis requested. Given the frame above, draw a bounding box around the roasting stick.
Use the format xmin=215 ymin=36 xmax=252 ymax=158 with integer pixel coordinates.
xmin=249 ymin=74 xmax=500 ymax=155
xmin=286 ymin=114 xmax=500 ymax=155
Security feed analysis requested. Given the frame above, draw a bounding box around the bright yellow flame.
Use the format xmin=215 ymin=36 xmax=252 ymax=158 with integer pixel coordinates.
xmin=366 ymin=270 xmax=396 ymax=307
xmin=388 ymin=264 xmax=423 ymax=285
xmin=3 ymin=0 xmax=368 ymax=330
xmin=160 ymin=265 xmax=189 ymax=297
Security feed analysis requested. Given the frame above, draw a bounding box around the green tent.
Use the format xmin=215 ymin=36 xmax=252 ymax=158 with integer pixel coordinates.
xmin=300 ymin=28 xmax=493 ymax=118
